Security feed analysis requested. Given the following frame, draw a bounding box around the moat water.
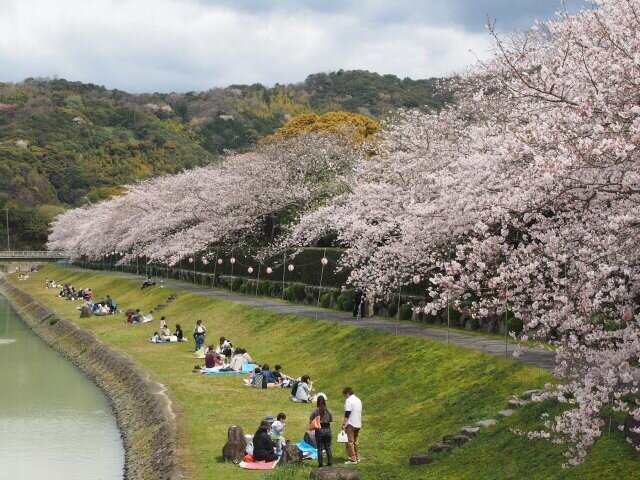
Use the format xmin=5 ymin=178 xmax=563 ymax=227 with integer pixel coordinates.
xmin=0 ymin=295 xmax=124 ymax=479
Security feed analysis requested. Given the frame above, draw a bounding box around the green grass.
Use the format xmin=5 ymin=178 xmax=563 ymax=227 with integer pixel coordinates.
xmin=7 ymin=265 xmax=640 ymax=479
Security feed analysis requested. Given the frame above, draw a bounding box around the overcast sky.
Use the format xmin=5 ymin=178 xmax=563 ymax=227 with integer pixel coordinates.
xmin=0 ymin=0 xmax=584 ymax=93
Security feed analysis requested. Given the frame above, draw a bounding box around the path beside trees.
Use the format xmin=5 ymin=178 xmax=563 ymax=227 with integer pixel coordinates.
xmin=65 ymin=265 xmax=555 ymax=372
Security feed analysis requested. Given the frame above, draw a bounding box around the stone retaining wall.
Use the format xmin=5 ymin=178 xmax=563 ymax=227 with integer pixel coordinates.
xmin=0 ymin=277 xmax=181 ymax=480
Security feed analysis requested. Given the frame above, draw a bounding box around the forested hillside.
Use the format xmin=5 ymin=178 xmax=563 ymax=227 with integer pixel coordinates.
xmin=0 ymin=70 xmax=449 ymax=249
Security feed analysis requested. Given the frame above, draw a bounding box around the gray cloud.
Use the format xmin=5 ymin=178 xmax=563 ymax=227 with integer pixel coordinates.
xmin=0 ymin=0 xmax=587 ymax=93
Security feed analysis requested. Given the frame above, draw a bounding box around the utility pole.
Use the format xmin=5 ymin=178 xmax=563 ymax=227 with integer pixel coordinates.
xmin=5 ymin=205 xmax=9 ymax=251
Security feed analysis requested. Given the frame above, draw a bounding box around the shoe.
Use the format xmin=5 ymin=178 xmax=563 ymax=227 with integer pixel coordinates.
xmin=345 ymin=460 xmax=358 ymax=465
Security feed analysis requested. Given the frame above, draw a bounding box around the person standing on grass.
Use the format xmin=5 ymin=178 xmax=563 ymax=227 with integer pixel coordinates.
xmin=342 ymin=387 xmax=362 ymax=464
xmin=193 ymin=319 xmax=206 ymax=351
xmin=310 ymin=395 xmax=334 ymax=467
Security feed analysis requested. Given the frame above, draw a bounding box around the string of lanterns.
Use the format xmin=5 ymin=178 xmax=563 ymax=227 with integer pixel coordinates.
xmin=178 ymin=254 xmax=333 ymax=276
xmin=102 ymin=249 xmax=427 ymax=294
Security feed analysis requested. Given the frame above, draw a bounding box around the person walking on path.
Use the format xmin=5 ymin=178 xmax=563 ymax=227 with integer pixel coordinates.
xmin=342 ymin=387 xmax=362 ymax=464
xmin=193 ymin=319 xmax=206 ymax=351
xmin=310 ymin=395 xmax=334 ymax=467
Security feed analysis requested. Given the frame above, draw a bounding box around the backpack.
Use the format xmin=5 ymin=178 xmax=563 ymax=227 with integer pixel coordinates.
xmin=290 ymin=380 xmax=299 ymax=397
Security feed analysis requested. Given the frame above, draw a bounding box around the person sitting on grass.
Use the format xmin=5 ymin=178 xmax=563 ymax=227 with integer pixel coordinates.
xmin=245 ymin=367 xmax=263 ymax=387
xmin=204 ymin=345 xmax=224 ymax=370
xmin=141 ymin=275 xmax=156 ymax=290
xmin=150 ymin=331 xmax=162 ymax=343
xmin=93 ymin=301 xmax=109 ymax=316
xmin=174 ymin=323 xmax=184 ymax=341
xmin=270 ymin=413 xmax=287 ymax=454
xmin=252 ymin=420 xmax=278 ymax=462
xmin=105 ymin=295 xmax=118 ymax=313
xmin=293 ymin=375 xmax=314 ymax=403
xmin=241 ymin=348 xmax=254 ymax=364
xmin=160 ymin=323 xmax=172 ymax=340
xmin=261 ymin=364 xmax=277 ymax=387
xmin=230 ymin=348 xmax=245 ymax=370
xmin=132 ymin=309 xmax=143 ymax=324
xmin=273 ymin=365 xmax=293 ymax=387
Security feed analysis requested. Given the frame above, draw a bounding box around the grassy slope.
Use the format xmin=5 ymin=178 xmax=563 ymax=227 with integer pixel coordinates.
xmin=8 ymin=265 xmax=639 ymax=480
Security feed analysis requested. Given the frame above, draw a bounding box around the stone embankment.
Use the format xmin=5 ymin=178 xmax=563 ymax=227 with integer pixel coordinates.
xmin=0 ymin=277 xmax=180 ymax=480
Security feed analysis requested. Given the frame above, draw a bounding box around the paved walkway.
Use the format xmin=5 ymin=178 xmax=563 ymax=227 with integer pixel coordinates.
xmin=63 ymin=265 xmax=556 ymax=372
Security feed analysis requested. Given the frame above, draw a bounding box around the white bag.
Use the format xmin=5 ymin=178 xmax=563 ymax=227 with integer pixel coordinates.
xmin=337 ymin=430 xmax=348 ymax=443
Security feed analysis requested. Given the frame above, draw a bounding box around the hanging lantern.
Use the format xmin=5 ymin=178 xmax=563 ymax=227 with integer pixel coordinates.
xmin=217 ymin=258 xmax=223 ymax=265
xmin=266 ymin=267 xmax=273 ymax=274
xmin=288 ymin=264 xmax=295 ymax=272
xmin=230 ymin=257 xmax=236 ymax=264
xmin=321 ymin=257 xmax=328 ymax=266
xmin=188 ymin=257 xmax=194 ymax=264
xmin=248 ymin=267 xmax=254 ymax=274
xmin=202 ymin=259 xmax=209 ymax=265
xmin=350 ymin=270 xmax=358 ymax=278
xmin=412 ymin=275 xmax=421 ymax=284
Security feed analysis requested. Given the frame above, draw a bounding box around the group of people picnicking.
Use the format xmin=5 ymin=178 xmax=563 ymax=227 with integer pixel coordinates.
xmin=44 ymin=272 xmax=363 ymax=468
xmin=248 ymin=386 xmax=363 ymax=467
xmin=80 ymin=295 xmax=119 ymax=316
xmin=150 ymin=317 xmax=186 ymax=343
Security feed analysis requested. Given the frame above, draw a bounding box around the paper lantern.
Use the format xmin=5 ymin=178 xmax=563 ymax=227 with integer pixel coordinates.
xmin=288 ymin=264 xmax=295 ymax=272
xmin=188 ymin=257 xmax=194 ymax=264
xmin=248 ymin=267 xmax=254 ymax=274
xmin=412 ymin=275 xmax=421 ymax=284
xmin=217 ymin=258 xmax=223 ymax=265
xmin=321 ymin=257 xmax=328 ymax=266
xmin=202 ymin=259 xmax=209 ymax=265
xmin=350 ymin=270 xmax=358 ymax=278
xmin=230 ymin=257 xmax=236 ymax=264
xmin=266 ymin=267 xmax=273 ymax=274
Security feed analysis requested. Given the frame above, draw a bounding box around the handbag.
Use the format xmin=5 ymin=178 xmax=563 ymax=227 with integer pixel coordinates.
xmin=337 ymin=429 xmax=348 ymax=443
xmin=308 ymin=415 xmax=322 ymax=430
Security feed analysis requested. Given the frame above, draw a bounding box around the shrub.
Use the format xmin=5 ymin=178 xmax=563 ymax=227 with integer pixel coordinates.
xmin=49 ymin=317 xmax=59 ymax=326
xmin=336 ymin=289 xmax=355 ymax=311
xmin=292 ymin=282 xmax=306 ymax=302
xmin=399 ymin=304 xmax=413 ymax=320
xmin=258 ymin=280 xmax=270 ymax=296
xmin=388 ymin=301 xmax=398 ymax=318
xmin=507 ymin=316 xmax=524 ymax=335
xmin=283 ymin=286 xmax=294 ymax=301
xmin=239 ymin=283 xmax=248 ymax=294
xmin=448 ymin=305 xmax=461 ymax=323
xmin=320 ymin=293 xmax=331 ymax=309
xmin=231 ymin=277 xmax=243 ymax=291
xmin=269 ymin=283 xmax=281 ymax=296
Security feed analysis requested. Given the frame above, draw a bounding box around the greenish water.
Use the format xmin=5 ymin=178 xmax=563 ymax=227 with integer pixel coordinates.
xmin=0 ymin=295 xmax=124 ymax=479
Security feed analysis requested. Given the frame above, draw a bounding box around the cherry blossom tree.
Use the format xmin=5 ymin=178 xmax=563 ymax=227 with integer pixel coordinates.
xmin=283 ymin=0 xmax=640 ymax=465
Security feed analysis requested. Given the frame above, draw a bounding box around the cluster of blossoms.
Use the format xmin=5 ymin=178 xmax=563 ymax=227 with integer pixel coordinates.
xmin=48 ymin=0 xmax=640 ymax=465
xmin=284 ymin=0 xmax=640 ymax=465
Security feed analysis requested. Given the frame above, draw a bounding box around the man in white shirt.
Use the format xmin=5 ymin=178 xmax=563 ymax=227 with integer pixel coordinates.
xmin=341 ymin=387 xmax=362 ymax=464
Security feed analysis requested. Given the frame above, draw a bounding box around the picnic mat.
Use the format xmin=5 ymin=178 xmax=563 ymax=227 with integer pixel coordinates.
xmin=238 ymin=459 xmax=279 ymax=470
xmin=201 ymin=363 xmax=256 ymax=375
xmin=295 ymin=440 xmax=318 ymax=460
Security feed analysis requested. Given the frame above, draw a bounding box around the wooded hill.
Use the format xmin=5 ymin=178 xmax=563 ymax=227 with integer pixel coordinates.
xmin=0 ymin=70 xmax=450 ymax=249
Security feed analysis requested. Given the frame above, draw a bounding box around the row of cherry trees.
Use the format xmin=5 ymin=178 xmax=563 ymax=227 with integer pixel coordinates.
xmin=48 ymin=131 xmax=362 ymax=266
xmin=48 ymin=0 xmax=640 ymax=465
